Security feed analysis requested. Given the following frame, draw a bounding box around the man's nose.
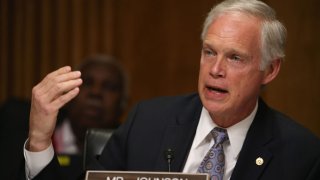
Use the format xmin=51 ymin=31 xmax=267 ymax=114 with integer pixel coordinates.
xmin=210 ymin=56 xmax=226 ymax=78
xmin=89 ymin=84 xmax=103 ymax=95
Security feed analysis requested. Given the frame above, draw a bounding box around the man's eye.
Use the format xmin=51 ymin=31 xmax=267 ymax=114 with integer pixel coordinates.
xmin=230 ymin=54 xmax=241 ymax=61
xmin=203 ymin=48 xmax=215 ymax=56
xmin=82 ymin=78 xmax=93 ymax=87
xmin=103 ymin=83 xmax=120 ymax=92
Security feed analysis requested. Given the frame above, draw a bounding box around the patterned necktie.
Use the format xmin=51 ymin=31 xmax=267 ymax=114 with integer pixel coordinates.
xmin=198 ymin=127 xmax=229 ymax=180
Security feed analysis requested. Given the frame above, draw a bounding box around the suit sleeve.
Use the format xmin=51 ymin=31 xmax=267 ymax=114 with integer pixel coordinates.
xmin=306 ymin=154 xmax=320 ymax=180
xmin=32 ymin=155 xmax=67 ymax=180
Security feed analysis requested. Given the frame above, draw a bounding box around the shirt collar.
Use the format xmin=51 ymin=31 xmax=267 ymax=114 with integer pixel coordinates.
xmin=227 ymin=103 xmax=257 ymax=159
xmin=195 ymin=102 xmax=258 ymax=159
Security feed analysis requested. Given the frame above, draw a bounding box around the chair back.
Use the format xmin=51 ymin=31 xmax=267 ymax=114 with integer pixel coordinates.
xmin=83 ymin=128 xmax=114 ymax=170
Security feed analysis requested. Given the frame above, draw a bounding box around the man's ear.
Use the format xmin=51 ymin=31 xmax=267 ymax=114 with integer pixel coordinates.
xmin=262 ymin=59 xmax=281 ymax=85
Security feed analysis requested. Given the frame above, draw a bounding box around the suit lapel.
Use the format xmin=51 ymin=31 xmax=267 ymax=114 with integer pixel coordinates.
xmin=155 ymin=95 xmax=203 ymax=172
xmin=154 ymin=97 xmax=276 ymax=179
xmin=231 ymin=99 xmax=275 ymax=180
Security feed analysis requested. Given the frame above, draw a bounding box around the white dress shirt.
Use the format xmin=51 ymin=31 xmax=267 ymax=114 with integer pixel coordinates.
xmin=24 ymin=141 xmax=54 ymax=179
xmin=24 ymin=119 xmax=78 ymax=179
xmin=183 ymin=103 xmax=257 ymax=180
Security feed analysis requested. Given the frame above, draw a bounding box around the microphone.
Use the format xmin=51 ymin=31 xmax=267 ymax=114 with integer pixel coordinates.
xmin=164 ymin=148 xmax=175 ymax=172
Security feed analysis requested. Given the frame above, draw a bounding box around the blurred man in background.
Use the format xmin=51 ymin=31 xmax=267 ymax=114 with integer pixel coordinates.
xmin=0 ymin=55 xmax=128 ymax=179
xmin=53 ymin=55 xmax=128 ymax=154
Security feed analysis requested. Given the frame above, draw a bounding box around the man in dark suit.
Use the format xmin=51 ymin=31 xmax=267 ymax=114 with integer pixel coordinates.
xmin=23 ymin=0 xmax=320 ymax=179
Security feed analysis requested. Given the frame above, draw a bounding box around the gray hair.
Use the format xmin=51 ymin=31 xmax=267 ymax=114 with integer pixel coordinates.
xmin=201 ymin=0 xmax=287 ymax=70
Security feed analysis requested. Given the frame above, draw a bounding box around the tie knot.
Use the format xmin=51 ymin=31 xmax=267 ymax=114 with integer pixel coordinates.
xmin=211 ymin=127 xmax=228 ymax=145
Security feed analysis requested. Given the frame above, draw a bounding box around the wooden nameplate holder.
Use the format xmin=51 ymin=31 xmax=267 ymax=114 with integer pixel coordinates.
xmin=85 ymin=170 xmax=209 ymax=180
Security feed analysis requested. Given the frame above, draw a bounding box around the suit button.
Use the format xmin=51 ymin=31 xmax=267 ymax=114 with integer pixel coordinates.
xmin=256 ymin=157 xmax=264 ymax=166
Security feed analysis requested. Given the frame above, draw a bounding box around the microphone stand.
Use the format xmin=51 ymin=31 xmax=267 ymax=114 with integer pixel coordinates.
xmin=164 ymin=148 xmax=174 ymax=172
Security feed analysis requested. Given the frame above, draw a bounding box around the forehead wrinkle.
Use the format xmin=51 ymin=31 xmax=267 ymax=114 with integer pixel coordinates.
xmin=204 ymin=12 xmax=261 ymax=60
xmin=203 ymin=37 xmax=252 ymax=60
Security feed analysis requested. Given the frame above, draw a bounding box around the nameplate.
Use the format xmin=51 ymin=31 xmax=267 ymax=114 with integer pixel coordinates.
xmin=85 ymin=170 xmax=209 ymax=180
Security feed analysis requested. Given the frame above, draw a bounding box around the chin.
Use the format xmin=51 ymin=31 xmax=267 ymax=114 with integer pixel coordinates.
xmin=202 ymin=98 xmax=229 ymax=112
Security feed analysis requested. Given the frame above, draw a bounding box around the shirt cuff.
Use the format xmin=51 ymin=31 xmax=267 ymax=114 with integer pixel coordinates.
xmin=24 ymin=139 xmax=54 ymax=179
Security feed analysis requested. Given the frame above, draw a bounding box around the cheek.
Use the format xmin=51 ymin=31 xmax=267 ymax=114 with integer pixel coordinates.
xmin=198 ymin=65 xmax=208 ymax=81
xmin=232 ymin=73 xmax=263 ymax=96
xmin=103 ymin=94 xmax=121 ymax=106
xmin=75 ymin=90 xmax=89 ymax=100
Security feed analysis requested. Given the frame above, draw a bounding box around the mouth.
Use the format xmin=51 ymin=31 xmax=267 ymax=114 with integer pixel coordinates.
xmin=206 ymin=85 xmax=228 ymax=94
xmin=83 ymin=106 xmax=102 ymax=117
xmin=83 ymin=99 xmax=103 ymax=117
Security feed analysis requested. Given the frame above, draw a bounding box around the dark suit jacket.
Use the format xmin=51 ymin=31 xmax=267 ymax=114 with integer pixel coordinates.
xmin=0 ymin=98 xmax=79 ymax=180
xmin=0 ymin=98 xmax=30 ymax=180
xmin=34 ymin=93 xmax=320 ymax=179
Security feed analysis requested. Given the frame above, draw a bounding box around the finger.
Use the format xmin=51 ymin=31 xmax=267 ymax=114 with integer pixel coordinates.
xmin=50 ymin=66 xmax=72 ymax=76
xmin=51 ymin=87 xmax=80 ymax=109
xmin=37 ymin=66 xmax=72 ymax=90
xmin=54 ymin=70 xmax=81 ymax=83
xmin=36 ymin=71 xmax=81 ymax=101
xmin=47 ymin=78 xmax=83 ymax=102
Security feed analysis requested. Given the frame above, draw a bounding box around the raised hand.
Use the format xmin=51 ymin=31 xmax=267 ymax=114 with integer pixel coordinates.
xmin=27 ymin=66 xmax=82 ymax=151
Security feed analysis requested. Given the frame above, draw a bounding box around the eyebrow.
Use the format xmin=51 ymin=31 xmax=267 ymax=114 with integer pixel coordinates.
xmin=202 ymin=41 xmax=252 ymax=60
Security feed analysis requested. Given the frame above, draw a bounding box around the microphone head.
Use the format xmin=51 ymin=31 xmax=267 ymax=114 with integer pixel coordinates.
xmin=165 ymin=148 xmax=175 ymax=161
